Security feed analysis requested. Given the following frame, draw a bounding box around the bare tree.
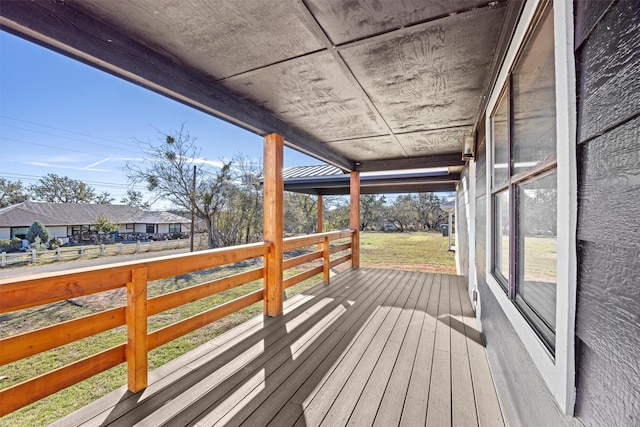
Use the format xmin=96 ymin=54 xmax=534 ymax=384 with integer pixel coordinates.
xmin=124 ymin=127 xmax=241 ymax=248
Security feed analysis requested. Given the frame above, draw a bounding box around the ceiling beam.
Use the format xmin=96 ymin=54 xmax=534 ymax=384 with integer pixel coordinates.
xmin=355 ymin=153 xmax=465 ymax=172
xmin=0 ymin=0 xmax=355 ymax=171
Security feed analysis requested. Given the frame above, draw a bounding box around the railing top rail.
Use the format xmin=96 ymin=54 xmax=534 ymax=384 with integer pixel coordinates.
xmin=0 ymin=241 xmax=269 ymax=313
xmin=282 ymin=229 xmax=353 ymax=251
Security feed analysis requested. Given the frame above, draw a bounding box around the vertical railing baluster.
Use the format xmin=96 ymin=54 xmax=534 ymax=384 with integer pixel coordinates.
xmin=323 ymin=236 xmax=330 ymax=285
xmin=126 ymin=267 xmax=148 ymax=392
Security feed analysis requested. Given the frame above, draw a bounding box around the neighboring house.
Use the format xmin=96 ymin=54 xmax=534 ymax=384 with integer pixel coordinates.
xmin=0 ymin=201 xmax=189 ymax=242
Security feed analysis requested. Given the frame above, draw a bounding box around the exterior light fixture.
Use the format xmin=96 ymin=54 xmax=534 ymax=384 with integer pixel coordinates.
xmin=462 ymin=131 xmax=476 ymax=160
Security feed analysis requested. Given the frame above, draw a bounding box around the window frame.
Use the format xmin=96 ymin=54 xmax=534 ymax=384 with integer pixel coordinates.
xmin=168 ymin=223 xmax=181 ymax=233
xmin=484 ymin=0 xmax=577 ymax=415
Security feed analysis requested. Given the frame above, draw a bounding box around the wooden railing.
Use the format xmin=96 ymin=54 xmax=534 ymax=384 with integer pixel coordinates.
xmin=0 ymin=229 xmax=354 ymax=416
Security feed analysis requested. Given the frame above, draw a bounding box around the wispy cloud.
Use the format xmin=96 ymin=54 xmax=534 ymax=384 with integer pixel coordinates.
xmin=25 ymin=161 xmax=110 ymax=172
xmin=190 ymin=157 xmax=225 ymax=168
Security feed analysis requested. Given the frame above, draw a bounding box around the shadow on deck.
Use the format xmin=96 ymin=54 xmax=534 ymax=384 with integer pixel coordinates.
xmin=53 ymin=268 xmax=504 ymax=427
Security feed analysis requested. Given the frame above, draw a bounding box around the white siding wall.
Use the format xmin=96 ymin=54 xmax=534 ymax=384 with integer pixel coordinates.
xmin=0 ymin=228 xmax=10 ymax=240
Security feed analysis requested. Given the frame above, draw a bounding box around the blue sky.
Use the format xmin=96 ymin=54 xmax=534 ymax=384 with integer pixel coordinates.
xmin=0 ymin=31 xmax=321 ymax=208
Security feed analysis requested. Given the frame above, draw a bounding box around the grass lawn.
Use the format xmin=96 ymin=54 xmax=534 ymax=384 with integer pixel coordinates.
xmin=359 ymin=231 xmax=455 ymax=273
xmin=0 ymin=232 xmax=454 ymax=425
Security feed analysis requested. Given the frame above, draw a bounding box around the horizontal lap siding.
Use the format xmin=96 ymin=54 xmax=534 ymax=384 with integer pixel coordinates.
xmin=575 ymin=1 xmax=640 ymax=425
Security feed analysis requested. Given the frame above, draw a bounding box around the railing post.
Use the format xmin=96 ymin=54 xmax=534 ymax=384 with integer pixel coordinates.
xmin=80 ymin=246 xmax=84 ymax=258
xmin=100 ymin=244 xmax=105 ymax=256
xmin=350 ymin=171 xmax=360 ymax=268
xmin=118 ymin=243 xmax=123 ymax=254
xmin=1 ymin=252 xmax=5 ymax=268
xmin=136 ymin=240 xmax=140 ymax=253
xmin=165 ymin=238 xmax=169 ymax=249
xmin=126 ymin=267 xmax=148 ymax=392
xmin=263 ymin=133 xmax=284 ymax=316
xmin=323 ymin=236 xmax=330 ymax=284
xmin=31 ymin=249 xmax=37 ymax=264
xmin=56 ymin=247 xmax=61 ymax=261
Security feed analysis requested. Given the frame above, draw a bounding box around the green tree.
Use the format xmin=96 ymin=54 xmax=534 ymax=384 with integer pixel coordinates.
xmin=324 ymin=199 xmax=350 ymax=230
xmin=360 ymin=195 xmax=386 ymax=231
xmin=94 ymin=191 xmax=115 ymax=205
xmin=120 ymin=189 xmax=151 ymax=209
xmin=26 ymin=220 xmax=50 ymax=243
xmin=93 ymin=213 xmax=120 ymax=234
xmin=29 ymin=174 xmax=112 ymax=204
xmin=414 ymin=193 xmax=447 ymax=230
xmin=386 ymin=195 xmax=417 ymax=232
xmin=0 ymin=178 xmax=29 ymax=208
xmin=284 ymin=192 xmax=318 ymax=234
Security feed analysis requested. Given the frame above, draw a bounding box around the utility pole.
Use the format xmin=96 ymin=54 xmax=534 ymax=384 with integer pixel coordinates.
xmin=190 ymin=165 xmax=196 ymax=252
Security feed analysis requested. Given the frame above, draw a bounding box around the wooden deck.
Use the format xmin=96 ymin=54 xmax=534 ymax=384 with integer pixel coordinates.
xmin=53 ymin=268 xmax=504 ymax=427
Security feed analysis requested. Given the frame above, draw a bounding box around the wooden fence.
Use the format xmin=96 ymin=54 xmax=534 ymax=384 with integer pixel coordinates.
xmin=0 ymin=229 xmax=354 ymax=416
xmin=1 ymin=239 xmax=190 ymax=268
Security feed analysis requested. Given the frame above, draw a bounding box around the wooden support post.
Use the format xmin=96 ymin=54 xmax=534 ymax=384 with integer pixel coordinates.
xmin=350 ymin=171 xmax=360 ymax=268
xmin=317 ymin=194 xmax=323 ymax=233
xmin=126 ymin=267 xmax=148 ymax=392
xmin=317 ymin=194 xmax=324 ymax=251
xmin=323 ymin=236 xmax=330 ymax=284
xmin=263 ymin=133 xmax=284 ymax=316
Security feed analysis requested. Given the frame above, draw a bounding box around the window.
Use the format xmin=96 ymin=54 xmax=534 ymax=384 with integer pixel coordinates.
xmin=71 ymin=225 xmax=92 ymax=235
xmin=169 ymin=224 xmax=181 ymax=233
xmin=126 ymin=223 xmax=134 ymax=230
xmin=10 ymin=227 xmax=29 ymax=239
xmin=146 ymin=224 xmax=155 ymax=233
xmin=490 ymin=4 xmax=557 ymax=353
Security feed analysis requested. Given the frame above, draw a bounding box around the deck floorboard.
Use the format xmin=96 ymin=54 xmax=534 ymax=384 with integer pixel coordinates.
xmin=53 ymin=268 xmax=504 ymax=427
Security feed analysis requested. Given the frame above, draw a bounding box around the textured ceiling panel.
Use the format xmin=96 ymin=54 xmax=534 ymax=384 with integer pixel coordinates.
xmin=397 ymin=128 xmax=472 ymax=156
xmin=223 ymin=51 xmax=389 ymax=141
xmin=1 ymin=0 xmax=514 ymax=171
xmin=305 ymin=0 xmax=492 ymax=45
xmin=324 ymin=135 xmax=407 ymax=161
xmin=340 ymin=4 xmax=506 ymax=134
xmin=72 ymin=0 xmax=324 ymax=80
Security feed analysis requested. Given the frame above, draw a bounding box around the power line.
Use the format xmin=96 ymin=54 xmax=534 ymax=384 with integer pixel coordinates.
xmin=0 ymin=114 xmax=141 ymax=149
xmin=1 ymin=124 xmax=142 ymax=155
xmin=0 ymin=173 xmax=142 ymax=191
xmin=0 ymin=136 xmax=115 ymax=158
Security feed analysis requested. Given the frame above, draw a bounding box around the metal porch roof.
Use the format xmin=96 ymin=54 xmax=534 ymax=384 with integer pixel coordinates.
xmin=0 ymin=1 xmax=522 ymax=172
xmin=282 ymin=165 xmax=460 ymax=195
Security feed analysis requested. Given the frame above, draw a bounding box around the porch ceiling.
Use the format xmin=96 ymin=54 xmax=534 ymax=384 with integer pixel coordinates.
xmin=0 ymin=1 xmax=520 ymax=172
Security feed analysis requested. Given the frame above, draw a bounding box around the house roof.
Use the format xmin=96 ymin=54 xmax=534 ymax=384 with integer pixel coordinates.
xmin=0 ymin=202 xmax=189 ymax=228
xmin=0 ymin=1 xmax=523 ymax=173
xmin=283 ymin=165 xmax=460 ymax=195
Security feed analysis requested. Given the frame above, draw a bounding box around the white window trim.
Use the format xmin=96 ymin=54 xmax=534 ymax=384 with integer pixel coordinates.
xmin=484 ymin=0 xmax=576 ymax=415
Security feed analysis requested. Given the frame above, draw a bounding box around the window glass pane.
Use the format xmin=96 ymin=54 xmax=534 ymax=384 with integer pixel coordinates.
xmin=512 ymin=7 xmax=556 ymax=176
xmin=492 ymin=91 xmax=509 ymax=187
xmin=516 ymin=171 xmax=557 ymax=344
xmin=11 ymin=227 xmax=29 ymax=239
xmin=493 ymin=190 xmax=509 ymax=288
